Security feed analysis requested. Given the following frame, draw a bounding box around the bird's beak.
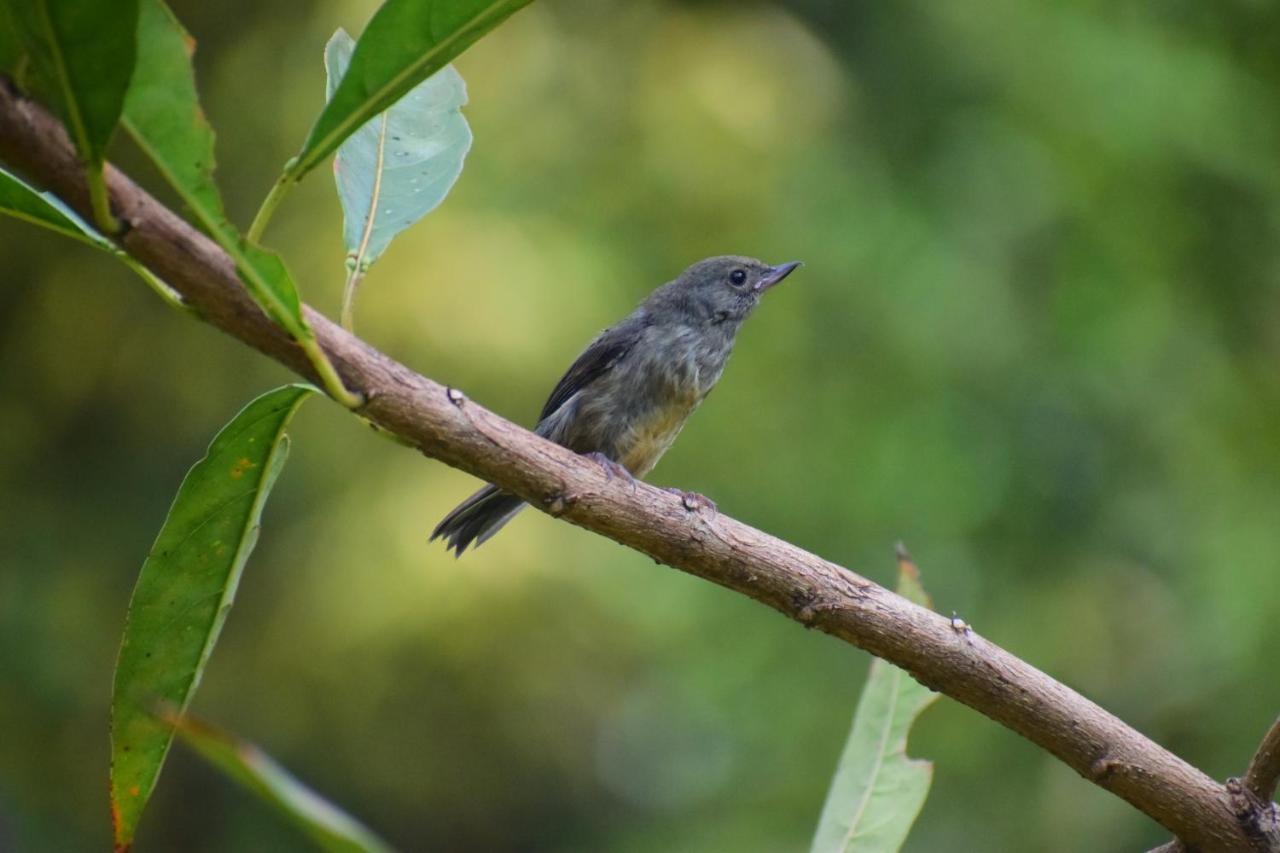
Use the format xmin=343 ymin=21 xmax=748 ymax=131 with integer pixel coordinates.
xmin=757 ymin=260 xmax=802 ymax=292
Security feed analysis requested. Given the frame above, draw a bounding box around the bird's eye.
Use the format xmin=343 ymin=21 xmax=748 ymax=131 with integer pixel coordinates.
xmin=729 ymin=269 xmax=748 ymax=286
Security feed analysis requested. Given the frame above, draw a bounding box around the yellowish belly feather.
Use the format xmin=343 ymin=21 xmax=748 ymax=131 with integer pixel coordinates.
xmin=619 ymin=401 xmax=696 ymax=476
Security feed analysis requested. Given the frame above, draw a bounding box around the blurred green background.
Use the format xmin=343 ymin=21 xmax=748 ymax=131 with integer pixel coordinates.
xmin=3 ymin=0 xmax=1280 ymax=850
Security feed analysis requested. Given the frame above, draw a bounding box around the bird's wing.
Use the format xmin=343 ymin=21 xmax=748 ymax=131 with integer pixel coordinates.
xmin=538 ymin=317 xmax=649 ymax=422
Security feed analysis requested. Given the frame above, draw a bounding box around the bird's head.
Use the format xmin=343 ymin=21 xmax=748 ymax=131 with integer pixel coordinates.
xmin=667 ymin=255 xmax=801 ymax=325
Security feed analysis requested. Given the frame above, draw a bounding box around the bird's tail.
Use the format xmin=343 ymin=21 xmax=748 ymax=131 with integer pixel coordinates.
xmin=430 ymin=484 xmax=526 ymax=556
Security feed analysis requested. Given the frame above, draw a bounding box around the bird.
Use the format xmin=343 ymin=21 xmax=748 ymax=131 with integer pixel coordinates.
xmin=431 ymin=255 xmax=801 ymax=555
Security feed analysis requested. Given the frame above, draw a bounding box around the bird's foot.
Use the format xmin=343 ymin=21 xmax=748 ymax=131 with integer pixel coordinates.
xmin=585 ymin=452 xmax=636 ymax=489
xmin=666 ymin=488 xmax=717 ymax=516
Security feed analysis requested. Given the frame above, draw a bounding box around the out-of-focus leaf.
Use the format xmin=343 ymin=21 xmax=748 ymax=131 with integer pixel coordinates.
xmin=326 ymin=27 xmax=471 ymax=273
xmin=290 ymin=0 xmax=529 ymax=181
xmin=168 ymin=713 xmax=395 ymax=853
xmin=122 ymin=0 xmax=302 ymax=335
xmin=810 ymin=552 xmax=938 ymax=853
xmin=0 ymin=165 xmax=187 ymax=309
xmin=0 ymin=3 xmax=24 ymax=77
xmin=110 ymin=385 xmax=314 ymax=852
xmin=6 ymin=0 xmax=138 ymax=227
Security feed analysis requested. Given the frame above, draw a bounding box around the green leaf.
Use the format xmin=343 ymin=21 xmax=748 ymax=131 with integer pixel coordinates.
xmin=5 ymin=0 xmax=138 ymax=228
xmin=122 ymin=0 xmax=299 ymax=333
xmin=122 ymin=0 xmax=223 ymax=222
xmin=168 ymin=713 xmax=395 ymax=853
xmin=290 ymin=0 xmax=529 ymax=182
xmin=0 ymin=165 xmax=187 ymax=311
xmin=810 ymin=553 xmax=939 ymax=853
xmin=122 ymin=0 xmax=358 ymax=405
xmin=4 ymin=0 xmax=138 ymax=165
xmin=326 ymin=26 xmax=471 ymax=274
xmin=110 ymin=384 xmax=314 ymax=851
xmin=0 ymin=164 xmax=117 ymax=250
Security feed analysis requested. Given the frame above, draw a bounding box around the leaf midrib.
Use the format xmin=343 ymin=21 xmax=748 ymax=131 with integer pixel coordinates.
xmin=838 ymin=665 xmax=903 ymax=852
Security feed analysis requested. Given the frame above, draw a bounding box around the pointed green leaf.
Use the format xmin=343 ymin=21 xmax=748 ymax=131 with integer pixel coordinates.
xmin=0 ymin=164 xmax=117 ymax=250
xmin=122 ymin=0 xmax=303 ymax=335
xmin=6 ymin=0 xmax=138 ymax=227
xmin=110 ymin=385 xmax=314 ymax=851
xmin=290 ymin=0 xmax=530 ymax=182
xmin=326 ymin=27 xmax=471 ymax=272
xmin=169 ymin=713 xmax=395 ymax=853
xmin=810 ymin=558 xmax=939 ymax=853
xmin=0 ymin=165 xmax=187 ymax=310
xmin=122 ymin=0 xmax=223 ymax=220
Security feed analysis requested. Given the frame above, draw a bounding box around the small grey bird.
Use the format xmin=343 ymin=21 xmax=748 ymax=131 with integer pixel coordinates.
xmin=431 ymin=255 xmax=801 ymax=554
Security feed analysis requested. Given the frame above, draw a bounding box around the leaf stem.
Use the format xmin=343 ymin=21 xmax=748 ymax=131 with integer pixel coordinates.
xmin=120 ymin=254 xmax=195 ymax=315
xmin=340 ymin=265 xmax=363 ymax=332
xmin=337 ymin=106 xmax=388 ymax=334
xmin=297 ymin=334 xmax=362 ymax=409
xmin=86 ymin=163 xmax=119 ymax=233
xmin=247 ymin=173 xmax=292 ymax=244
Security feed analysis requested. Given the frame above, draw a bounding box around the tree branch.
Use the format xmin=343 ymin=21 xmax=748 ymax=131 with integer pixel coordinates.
xmin=1148 ymin=716 xmax=1280 ymax=853
xmin=1248 ymin=717 xmax=1280 ymax=804
xmin=0 ymin=77 xmax=1265 ymax=851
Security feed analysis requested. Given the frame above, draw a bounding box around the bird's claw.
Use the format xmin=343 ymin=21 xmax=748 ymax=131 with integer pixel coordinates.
xmin=667 ymin=488 xmax=717 ymax=516
xmin=585 ymin=452 xmax=636 ymax=489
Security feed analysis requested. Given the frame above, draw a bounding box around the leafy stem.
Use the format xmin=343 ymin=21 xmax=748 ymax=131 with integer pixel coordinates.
xmin=86 ymin=164 xmax=118 ymax=233
xmin=298 ymin=333 xmax=362 ymax=409
xmin=340 ymin=264 xmax=364 ymax=332
xmin=120 ymin=254 xmax=193 ymax=315
xmin=247 ymin=169 xmax=293 ymax=244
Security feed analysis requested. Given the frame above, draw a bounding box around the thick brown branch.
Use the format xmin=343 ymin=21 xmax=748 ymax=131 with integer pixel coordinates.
xmin=0 ymin=78 xmax=1262 ymax=851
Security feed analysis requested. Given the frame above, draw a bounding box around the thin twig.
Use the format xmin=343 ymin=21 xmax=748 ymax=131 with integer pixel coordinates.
xmin=1247 ymin=717 xmax=1280 ymax=804
xmin=0 ymin=75 xmax=1264 ymax=853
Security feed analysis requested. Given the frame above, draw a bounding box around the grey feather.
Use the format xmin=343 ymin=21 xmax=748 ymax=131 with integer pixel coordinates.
xmin=430 ymin=485 xmax=525 ymax=556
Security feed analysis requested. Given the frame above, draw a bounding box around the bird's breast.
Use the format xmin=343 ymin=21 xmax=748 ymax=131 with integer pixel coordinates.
xmin=615 ymin=326 xmax=729 ymax=475
xmin=617 ymin=398 xmax=698 ymax=476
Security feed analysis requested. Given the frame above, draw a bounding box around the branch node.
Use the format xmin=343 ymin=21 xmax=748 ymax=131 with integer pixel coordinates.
xmin=544 ymin=490 xmax=577 ymax=518
xmin=446 ymin=386 xmax=465 ymax=406
xmin=1090 ymin=756 xmax=1123 ymax=783
xmin=665 ymin=488 xmax=718 ymax=516
xmin=1225 ymin=777 xmax=1280 ymax=847
xmin=792 ymin=588 xmax=821 ymax=626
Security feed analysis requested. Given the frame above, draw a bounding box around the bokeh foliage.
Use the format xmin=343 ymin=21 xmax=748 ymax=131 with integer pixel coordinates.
xmin=1 ymin=0 xmax=1278 ymax=851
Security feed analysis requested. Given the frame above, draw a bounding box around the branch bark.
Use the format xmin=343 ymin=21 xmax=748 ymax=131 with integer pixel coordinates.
xmin=0 ymin=77 xmax=1267 ymax=852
